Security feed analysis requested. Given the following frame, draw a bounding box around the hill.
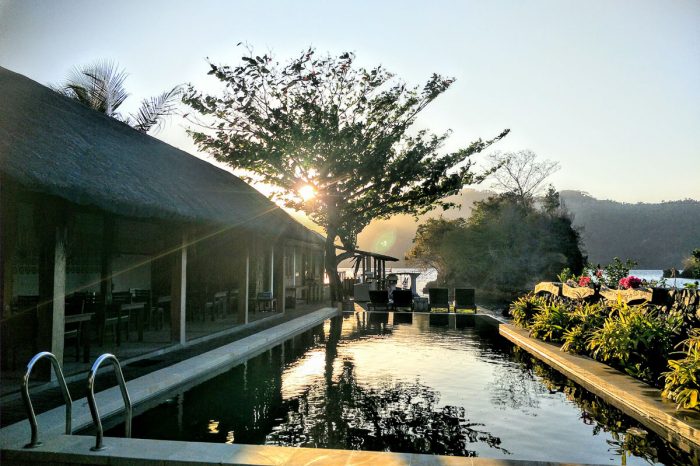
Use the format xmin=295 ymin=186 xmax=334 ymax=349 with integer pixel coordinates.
xmin=560 ymin=191 xmax=700 ymax=269
xmin=343 ymin=190 xmax=699 ymax=269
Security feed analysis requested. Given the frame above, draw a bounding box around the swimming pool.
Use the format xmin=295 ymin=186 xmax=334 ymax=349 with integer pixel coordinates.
xmin=101 ymin=312 xmax=693 ymax=465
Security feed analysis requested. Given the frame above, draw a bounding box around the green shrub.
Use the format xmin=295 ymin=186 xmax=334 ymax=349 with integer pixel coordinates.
xmin=663 ymin=330 xmax=700 ymax=411
xmin=529 ymin=304 xmax=571 ymax=343
xmin=561 ymin=303 xmax=605 ymax=354
xmin=510 ymin=294 xmax=548 ymax=329
xmin=600 ymin=257 xmax=638 ymax=288
xmin=587 ymin=299 xmax=681 ymax=385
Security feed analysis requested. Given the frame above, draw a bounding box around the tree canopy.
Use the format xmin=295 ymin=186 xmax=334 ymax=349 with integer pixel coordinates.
xmin=487 ymin=150 xmax=560 ymax=199
xmin=183 ymin=46 xmax=509 ymax=298
xmin=407 ymin=193 xmax=586 ymax=294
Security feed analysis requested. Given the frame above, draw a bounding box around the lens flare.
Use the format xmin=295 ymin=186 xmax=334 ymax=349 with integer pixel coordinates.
xmin=299 ymin=185 xmax=315 ymax=201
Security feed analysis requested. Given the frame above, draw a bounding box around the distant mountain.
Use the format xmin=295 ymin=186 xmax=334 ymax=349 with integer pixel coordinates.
xmin=559 ymin=191 xmax=700 ymax=269
xmin=348 ymin=190 xmax=699 ymax=269
xmin=287 ymin=189 xmax=699 ymax=269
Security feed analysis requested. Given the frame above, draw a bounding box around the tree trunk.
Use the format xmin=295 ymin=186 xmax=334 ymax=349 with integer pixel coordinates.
xmin=324 ymin=229 xmax=343 ymax=302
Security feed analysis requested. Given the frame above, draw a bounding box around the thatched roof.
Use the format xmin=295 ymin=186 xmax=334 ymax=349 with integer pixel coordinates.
xmin=0 ymin=66 xmax=320 ymax=244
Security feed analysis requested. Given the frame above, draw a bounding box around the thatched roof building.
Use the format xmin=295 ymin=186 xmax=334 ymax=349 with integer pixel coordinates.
xmin=0 ymin=66 xmax=319 ymax=243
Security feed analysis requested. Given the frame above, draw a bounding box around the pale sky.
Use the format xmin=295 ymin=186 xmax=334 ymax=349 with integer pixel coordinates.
xmin=1 ymin=0 xmax=698 ymax=203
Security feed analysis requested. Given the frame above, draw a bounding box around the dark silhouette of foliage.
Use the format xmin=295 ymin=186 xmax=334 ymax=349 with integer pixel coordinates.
xmin=182 ymin=45 xmax=508 ymax=299
xmin=407 ymin=192 xmax=586 ymax=292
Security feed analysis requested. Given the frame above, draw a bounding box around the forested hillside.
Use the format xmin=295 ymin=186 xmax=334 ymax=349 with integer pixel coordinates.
xmin=340 ymin=190 xmax=700 ymax=269
xmin=560 ymin=191 xmax=700 ymax=269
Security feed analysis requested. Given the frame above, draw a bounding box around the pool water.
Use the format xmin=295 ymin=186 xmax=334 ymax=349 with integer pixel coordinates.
xmin=103 ymin=312 xmax=694 ymax=465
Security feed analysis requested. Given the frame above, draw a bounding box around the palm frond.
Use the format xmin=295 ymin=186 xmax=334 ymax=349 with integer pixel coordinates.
xmin=51 ymin=59 xmax=130 ymax=116
xmin=130 ymin=85 xmax=182 ymax=134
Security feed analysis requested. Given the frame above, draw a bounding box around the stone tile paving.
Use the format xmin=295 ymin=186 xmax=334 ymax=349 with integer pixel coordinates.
xmin=0 ymin=302 xmax=331 ymax=428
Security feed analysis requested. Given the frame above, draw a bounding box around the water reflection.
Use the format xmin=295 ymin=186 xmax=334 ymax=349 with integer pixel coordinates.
xmin=103 ymin=312 xmax=696 ymax=465
xmin=270 ymin=317 xmax=506 ymax=455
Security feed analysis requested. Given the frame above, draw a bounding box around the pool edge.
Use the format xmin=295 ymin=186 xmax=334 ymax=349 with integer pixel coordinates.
xmin=495 ymin=315 xmax=700 ymax=455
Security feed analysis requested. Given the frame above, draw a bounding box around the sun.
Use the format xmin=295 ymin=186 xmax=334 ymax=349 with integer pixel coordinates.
xmin=299 ymin=185 xmax=315 ymax=202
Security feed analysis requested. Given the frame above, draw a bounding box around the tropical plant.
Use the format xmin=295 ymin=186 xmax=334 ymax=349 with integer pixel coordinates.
xmin=529 ymin=304 xmax=571 ymax=342
xmin=183 ymin=45 xmax=509 ymax=300
xmin=587 ymin=299 xmax=681 ymax=384
xmin=50 ymin=59 xmax=181 ymax=134
xmin=561 ymin=303 xmax=605 ymax=354
xmin=663 ymin=330 xmax=700 ymax=411
xmin=600 ymin=257 xmax=638 ymax=288
xmin=509 ymin=294 xmax=548 ymax=329
xmin=557 ymin=268 xmax=573 ymax=283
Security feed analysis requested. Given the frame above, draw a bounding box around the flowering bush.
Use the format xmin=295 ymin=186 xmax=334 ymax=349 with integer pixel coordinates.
xmin=619 ymin=276 xmax=643 ymax=289
xmin=579 ymin=276 xmax=591 ymax=287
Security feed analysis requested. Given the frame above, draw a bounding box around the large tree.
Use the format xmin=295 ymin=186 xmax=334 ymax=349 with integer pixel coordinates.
xmin=51 ymin=59 xmax=181 ymax=134
xmin=183 ymin=46 xmax=509 ymax=299
xmin=407 ymin=193 xmax=586 ymax=293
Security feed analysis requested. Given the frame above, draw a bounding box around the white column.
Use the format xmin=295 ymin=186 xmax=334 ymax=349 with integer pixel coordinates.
xmin=171 ymin=233 xmax=187 ymax=344
xmin=244 ymin=253 xmax=250 ymax=324
xmin=293 ymin=247 xmax=297 ymax=286
xmin=178 ymin=240 xmax=187 ymax=344
xmin=270 ymin=247 xmax=274 ymax=296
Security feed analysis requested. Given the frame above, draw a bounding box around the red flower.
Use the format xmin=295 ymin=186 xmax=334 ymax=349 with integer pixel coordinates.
xmin=579 ymin=276 xmax=591 ymax=287
xmin=596 ymin=270 xmax=602 ymax=277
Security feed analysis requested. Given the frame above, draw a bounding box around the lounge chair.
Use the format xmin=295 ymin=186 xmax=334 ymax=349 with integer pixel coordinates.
xmin=428 ymin=288 xmax=450 ymax=312
xmin=367 ymin=290 xmax=390 ymax=311
xmin=391 ymin=289 xmax=414 ymax=312
xmin=454 ymin=288 xmax=477 ymax=313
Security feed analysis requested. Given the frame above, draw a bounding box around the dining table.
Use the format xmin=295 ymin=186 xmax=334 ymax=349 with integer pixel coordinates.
xmin=65 ymin=312 xmax=94 ymax=363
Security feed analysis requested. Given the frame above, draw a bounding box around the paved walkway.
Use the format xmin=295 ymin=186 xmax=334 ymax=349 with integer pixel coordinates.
xmin=0 ymin=301 xmax=332 ymax=428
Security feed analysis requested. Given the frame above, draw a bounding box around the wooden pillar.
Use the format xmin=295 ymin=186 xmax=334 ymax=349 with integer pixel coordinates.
xmin=36 ymin=200 xmax=67 ymax=380
xmin=236 ymin=239 xmax=248 ymax=325
xmin=273 ymin=242 xmax=285 ymax=313
xmin=1 ymin=179 xmax=18 ymax=317
xmin=100 ymin=214 xmax=115 ymax=300
xmin=171 ymin=233 xmax=187 ymax=344
xmin=270 ymin=246 xmax=274 ymax=294
xmin=292 ymin=247 xmax=297 ymax=286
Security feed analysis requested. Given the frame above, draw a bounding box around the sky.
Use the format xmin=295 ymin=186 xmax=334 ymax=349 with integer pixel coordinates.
xmin=1 ymin=0 xmax=698 ymax=203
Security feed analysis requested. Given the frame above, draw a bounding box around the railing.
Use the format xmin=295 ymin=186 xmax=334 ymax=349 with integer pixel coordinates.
xmin=21 ymin=352 xmax=73 ymax=448
xmin=86 ymin=353 xmax=132 ymax=451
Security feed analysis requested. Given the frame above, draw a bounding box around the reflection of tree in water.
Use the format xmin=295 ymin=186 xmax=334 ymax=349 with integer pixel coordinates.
xmin=487 ymin=353 xmax=548 ymax=411
xmin=507 ymin=347 xmax=698 ymax=466
xmin=267 ymin=358 xmax=508 ymax=456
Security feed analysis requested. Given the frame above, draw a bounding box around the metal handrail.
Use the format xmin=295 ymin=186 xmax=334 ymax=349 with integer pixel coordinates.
xmin=21 ymin=352 xmax=73 ymax=448
xmin=86 ymin=353 xmax=132 ymax=451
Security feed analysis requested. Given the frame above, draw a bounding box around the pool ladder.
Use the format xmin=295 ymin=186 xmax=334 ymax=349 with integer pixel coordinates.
xmin=21 ymin=352 xmax=132 ymax=451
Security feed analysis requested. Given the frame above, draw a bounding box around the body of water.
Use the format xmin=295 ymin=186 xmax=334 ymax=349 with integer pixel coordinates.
xmin=101 ymin=313 xmax=692 ymax=465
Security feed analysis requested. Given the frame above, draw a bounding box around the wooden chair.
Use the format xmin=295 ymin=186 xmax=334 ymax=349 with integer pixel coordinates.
xmin=428 ymin=288 xmax=450 ymax=312
xmin=454 ymin=288 xmax=477 ymax=313
xmin=227 ymin=289 xmax=239 ymax=315
xmin=391 ymin=289 xmax=414 ymax=312
xmin=131 ymin=289 xmax=155 ymax=329
xmin=213 ymin=292 xmax=228 ymax=319
xmin=367 ymin=290 xmax=390 ymax=311
xmin=154 ymin=296 xmax=170 ymax=330
xmin=99 ymin=294 xmax=131 ymax=346
xmin=255 ymin=292 xmax=277 ymax=312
